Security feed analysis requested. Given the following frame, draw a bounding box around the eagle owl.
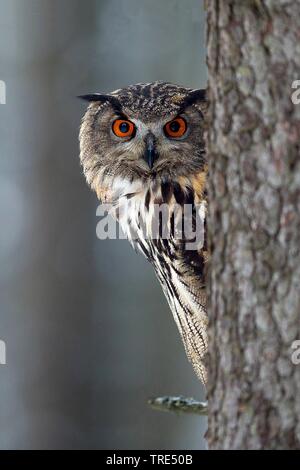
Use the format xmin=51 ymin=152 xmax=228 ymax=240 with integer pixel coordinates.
xmin=79 ymin=82 xmax=208 ymax=384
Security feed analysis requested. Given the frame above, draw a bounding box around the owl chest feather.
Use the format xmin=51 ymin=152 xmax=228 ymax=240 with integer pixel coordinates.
xmin=111 ymin=178 xmax=208 ymax=383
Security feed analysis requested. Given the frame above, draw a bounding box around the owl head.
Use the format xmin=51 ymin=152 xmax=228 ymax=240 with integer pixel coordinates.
xmin=79 ymin=81 xmax=207 ymax=203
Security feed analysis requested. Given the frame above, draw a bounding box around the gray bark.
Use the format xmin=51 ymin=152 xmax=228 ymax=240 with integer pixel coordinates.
xmin=206 ymin=0 xmax=300 ymax=449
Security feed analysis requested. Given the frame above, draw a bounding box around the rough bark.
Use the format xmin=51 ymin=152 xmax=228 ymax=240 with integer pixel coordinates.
xmin=205 ymin=0 xmax=300 ymax=449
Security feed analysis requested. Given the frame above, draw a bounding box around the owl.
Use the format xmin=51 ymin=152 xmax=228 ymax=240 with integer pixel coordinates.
xmin=79 ymin=81 xmax=208 ymax=384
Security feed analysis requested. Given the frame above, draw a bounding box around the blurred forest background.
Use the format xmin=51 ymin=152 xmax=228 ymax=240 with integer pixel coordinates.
xmin=0 ymin=0 xmax=207 ymax=449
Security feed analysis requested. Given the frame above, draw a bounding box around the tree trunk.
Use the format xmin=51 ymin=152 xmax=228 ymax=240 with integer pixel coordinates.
xmin=205 ymin=0 xmax=300 ymax=449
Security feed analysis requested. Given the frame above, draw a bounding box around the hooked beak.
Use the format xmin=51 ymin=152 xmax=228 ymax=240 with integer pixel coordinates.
xmin=144 ymin=133 xmax=158 ymax=170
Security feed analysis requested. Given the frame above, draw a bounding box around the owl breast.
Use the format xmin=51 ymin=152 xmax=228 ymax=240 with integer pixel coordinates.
xmin=107 ymin=176 xmax=208 ymax=383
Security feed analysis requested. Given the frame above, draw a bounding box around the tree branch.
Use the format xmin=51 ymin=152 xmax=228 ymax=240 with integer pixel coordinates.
xmin=148 ymin=396 xmax=208 ymax=416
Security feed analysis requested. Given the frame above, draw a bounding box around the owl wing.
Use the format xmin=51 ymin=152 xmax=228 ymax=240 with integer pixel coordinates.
xmin=139 ymin=196 xmax=209 ymax=384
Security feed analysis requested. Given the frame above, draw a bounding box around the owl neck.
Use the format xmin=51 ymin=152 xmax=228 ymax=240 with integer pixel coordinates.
xmin=106 ymin=170 xmax=207 ymax=207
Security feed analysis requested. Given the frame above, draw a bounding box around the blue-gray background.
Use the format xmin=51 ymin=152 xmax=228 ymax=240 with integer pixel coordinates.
xmin=0 ymin=0 xmax=207 ymax=449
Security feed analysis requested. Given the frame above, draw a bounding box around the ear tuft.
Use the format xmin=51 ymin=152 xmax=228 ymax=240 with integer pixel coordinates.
xmin=179 ymin=88 xmax=207 ymax=115
xmin=186 ymin=88 xmax=206 ymax=105
xmin=78 ymin=93 xmax=122 ymax=112
xmin=78 ymin=94 xmax=110 ymax=102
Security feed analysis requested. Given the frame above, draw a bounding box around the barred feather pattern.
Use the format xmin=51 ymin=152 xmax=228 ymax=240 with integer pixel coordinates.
xmin=108 ymin=174 xmax=208 ymax=384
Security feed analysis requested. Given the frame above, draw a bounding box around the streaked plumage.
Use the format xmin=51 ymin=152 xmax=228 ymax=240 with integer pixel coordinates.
xmin=79 ymin=82 xmax=208 ymax=383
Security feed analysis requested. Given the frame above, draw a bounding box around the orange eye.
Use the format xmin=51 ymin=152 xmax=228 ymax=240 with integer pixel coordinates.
xmin=164 ymin=117 xmax=187 ymax=138
xmin=112 ymin=119 xmax=135 ymax=138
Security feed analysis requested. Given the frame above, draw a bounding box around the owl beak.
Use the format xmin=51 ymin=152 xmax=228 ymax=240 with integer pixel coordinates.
xmin=144 ymin=133 xmax=158 ymax=170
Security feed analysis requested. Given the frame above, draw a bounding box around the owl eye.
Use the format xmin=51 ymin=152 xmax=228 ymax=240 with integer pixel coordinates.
xmin=112 ymin=119 xmax=135 ymax=138
xmin=164 ymin=117 xmax=187 ymax=139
